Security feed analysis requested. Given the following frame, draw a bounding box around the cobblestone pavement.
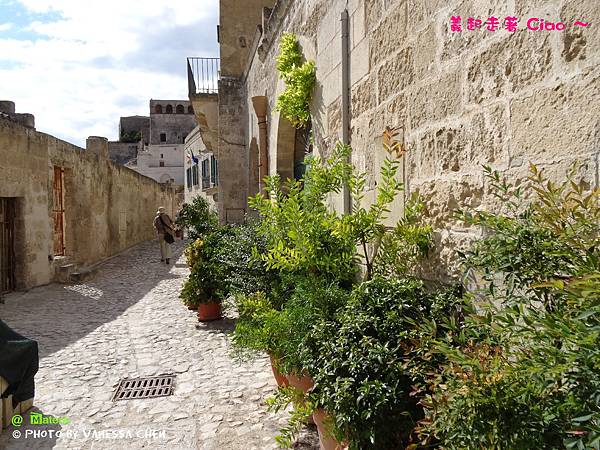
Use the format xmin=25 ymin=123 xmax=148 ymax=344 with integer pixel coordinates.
xmin=0 ymin=239 xmax=318 ymax=450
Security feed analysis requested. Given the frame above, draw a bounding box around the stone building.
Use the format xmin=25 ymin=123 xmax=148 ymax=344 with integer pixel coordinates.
xmin=189 ymin=0 xmax=599 ymax=279
xmin=183 ymin=125 xmax=219 ymax=210
xmin=112 ymin=100 xmax=197 ymax=186
xmin=108 ymin=116 xmax=150 ymax=166
xmin=0 ymin=101 xmax=176 ymax=293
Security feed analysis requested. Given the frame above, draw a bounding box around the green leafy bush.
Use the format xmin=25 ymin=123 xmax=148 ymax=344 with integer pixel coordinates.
xmin=458 ymin=163 xmax=599 ymax=309
xmin=214 ymin=220 xmax=279 ymax=297
xmin=232 ymin=274 xmax=350 ymax=375
xmin=180 ymin=227 xmax=232 ymax=306
xmin=304 ymin=277 xmax=465 ymax=449
xmin=120 ymin=130 xmax=141 ymax=143
xmin=249 ymin=143 xmax=357 ymax=283
xmin=176 ymin=196 xmax=218 ymax=241
xmin=250 ymin=129 xmax=424 ymax=284
xmin=418 ymin=164 xmax=600 ymax=449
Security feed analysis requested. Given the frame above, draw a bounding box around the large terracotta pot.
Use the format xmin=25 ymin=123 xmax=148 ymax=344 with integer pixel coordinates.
xmin=197 ymin=302 xmax=222 ymax=321
xmin=313 ymin=408 xmax=348 ymax=450
xmin=286 ymin=373 xmax=314 ymax=393
xmin=268 ymin=354 xmax=289 ymax=387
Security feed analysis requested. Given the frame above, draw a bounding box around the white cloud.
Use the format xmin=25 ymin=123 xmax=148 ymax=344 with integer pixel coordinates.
xmin=0 ymin=0 xmax=219 ymax=146
xmin=0 ymin=23 xmax=13 ymax=31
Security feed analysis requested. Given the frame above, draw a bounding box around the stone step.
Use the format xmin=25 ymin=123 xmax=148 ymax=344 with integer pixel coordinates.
xmin=70 ymin=267 xmax=98 ymax=283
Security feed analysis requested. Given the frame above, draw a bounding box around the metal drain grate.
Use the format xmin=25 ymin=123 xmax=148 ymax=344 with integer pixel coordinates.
xmin=112 ymin=375 xmax=175 ymax=401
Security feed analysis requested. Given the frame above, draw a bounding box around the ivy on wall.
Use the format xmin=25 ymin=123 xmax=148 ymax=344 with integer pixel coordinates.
xmin=275 ymin=33 xmax=316 ymax=128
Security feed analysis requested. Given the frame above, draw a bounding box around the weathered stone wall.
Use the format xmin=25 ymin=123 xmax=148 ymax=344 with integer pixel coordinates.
xmin=237 ymin=0 xmax=600 ymax=280
xmin=119 ymin=115 xmax=150 ymax=142
xmin=108 ymin=141 xmax=139 ymax=165
xmin=217 ymin=78 xmax=249 ymax=223
xmin=0 ymin=115 xmax=176 ymax=290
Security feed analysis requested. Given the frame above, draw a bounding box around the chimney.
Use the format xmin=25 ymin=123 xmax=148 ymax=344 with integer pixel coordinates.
xmin=86 ymin=136 xmax=109 ymax=159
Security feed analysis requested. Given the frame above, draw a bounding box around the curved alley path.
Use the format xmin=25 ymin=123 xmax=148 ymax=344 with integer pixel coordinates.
xmin=0 ymin=240 xmax=317 ymax=450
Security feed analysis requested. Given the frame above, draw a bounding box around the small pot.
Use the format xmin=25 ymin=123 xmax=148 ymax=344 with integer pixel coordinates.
xmin=287 ymin=373 xmax=314 ymax=394
xmin=313 ymin=408 xmax=347 ymax=450
xmin=268 ymin=354 xmax=289 ymax=387
xmin=197 ymin=302 xmax=222 ymax=321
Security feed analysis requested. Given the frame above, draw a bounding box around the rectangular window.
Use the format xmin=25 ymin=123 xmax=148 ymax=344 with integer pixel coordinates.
xmin=201 ymin=159 xmax=210 ymax=189
xmin=192 ymin=165 xmax=199 ymax=186
xmin=160 ymin=133 xmax=166 ymax=143
xmin=186 ymin=167 xmax=192 ymax=190
xmin=159 ymin=161 xmax=165 ymax=167
xmin=210 ymin=156 xmax=219 ymax=186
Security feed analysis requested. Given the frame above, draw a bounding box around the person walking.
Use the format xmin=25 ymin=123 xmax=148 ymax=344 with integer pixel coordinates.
xmin=153 ymin=206 xmax=175 ymax=265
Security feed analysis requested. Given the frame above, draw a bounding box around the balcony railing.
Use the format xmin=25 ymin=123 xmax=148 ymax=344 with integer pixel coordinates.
xmin=187 ymin=57 xmax=220 ymax=95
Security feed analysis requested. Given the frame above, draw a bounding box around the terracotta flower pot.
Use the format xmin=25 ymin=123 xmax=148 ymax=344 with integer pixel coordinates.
xmin=313 ymin=408 xmax=347 ymax=450
xmin=286 ymin=373 xmax=314 ymax=393
xmin=268 ymin=354 xmax=289 ymax=387
xmin=197 ymin=302 xmax=222 ymax=321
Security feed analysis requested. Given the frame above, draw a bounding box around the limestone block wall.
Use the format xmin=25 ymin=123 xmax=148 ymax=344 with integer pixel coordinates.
xmin=0 ymin=116 xmax=176 ymax=290
xmin=238 ymin=0 xmax=600 ymax=280
xmin=218 ymin=78 xmax=249 ymax=223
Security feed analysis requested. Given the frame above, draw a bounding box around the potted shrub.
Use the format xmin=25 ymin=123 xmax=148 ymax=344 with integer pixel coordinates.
xmin=300 ymin=277 xmax=464 ymax=450
xmin=180 ymin=228 xmax=232 ymax=322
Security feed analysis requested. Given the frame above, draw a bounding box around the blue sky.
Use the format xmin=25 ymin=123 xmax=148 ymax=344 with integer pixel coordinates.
xmin=0 ymin=0 xmax=219 ymax=146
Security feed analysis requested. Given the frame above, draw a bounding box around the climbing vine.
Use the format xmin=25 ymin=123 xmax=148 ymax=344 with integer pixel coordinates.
xmin=275 ymin=32 xmax=316 ymax=128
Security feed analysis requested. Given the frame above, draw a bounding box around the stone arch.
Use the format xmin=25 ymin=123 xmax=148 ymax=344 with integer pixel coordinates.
xmin=271 ymin=35 xmax=317 ymax=183
xmin=159 ymin=174 xmax=171 ymax=183
xmin=187 ymin=105 xmax=194 ymax=114
xmin=165 ymin=104 xmax=173 ymax=114
xmin=176 ymin=104 xmax=185 ymax=114
xmin=154 ymin=104 xmax=163 ymax=114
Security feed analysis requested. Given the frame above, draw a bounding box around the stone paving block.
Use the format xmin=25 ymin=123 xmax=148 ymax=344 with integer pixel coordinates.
xmin=0 ymin=240 xmax=318 ymax=450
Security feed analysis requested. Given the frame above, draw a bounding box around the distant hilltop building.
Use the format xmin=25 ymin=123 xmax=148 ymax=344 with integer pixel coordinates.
xmin=108 ymin=99 xmax=196 ymax=186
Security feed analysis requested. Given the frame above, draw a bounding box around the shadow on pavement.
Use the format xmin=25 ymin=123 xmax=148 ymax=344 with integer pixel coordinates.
xmin=0 ymin=240 xmax=187 ymax=360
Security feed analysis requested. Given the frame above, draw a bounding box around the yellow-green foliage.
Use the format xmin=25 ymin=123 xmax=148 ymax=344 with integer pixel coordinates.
xmin=275 ymin=33 xmax=316 ymax=128
xmin=185 ymin=239 xmax=204 ymax=267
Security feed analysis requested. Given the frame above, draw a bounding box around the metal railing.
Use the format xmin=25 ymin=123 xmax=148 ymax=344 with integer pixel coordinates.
xmin=187 ymin=57 xmax=220 ymax=95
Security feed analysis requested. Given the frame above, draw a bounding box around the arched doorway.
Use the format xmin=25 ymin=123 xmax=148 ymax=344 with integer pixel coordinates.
xmin=275 ymin=115 xmax=313 ymax=183
xmin=275 ymin=116 xmax=296 ymax=182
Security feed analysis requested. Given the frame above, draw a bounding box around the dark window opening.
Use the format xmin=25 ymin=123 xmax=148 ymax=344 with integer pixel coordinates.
xmin=210 ymin=155 xmax=219 ymax=187
xmin=176 ymin=104 xmax=185 ymax=114
xmin=294 ymin=118 xmax=313 ymax=181
xmin=201 ymin=159 xmax=210 ymax=189
xmin=165 ymin=105 xmax=173 ymax=114
xmin=160 ymin=133 xmax=166 ymax=143
xmin=154 ymin=105 xmax=163 ymax=114
xmin=159 ymin=161 xmax=165 ymax=167
xmin=188 ymin=105 xmax=194 ymax=114
xmin=192 ymin=165 xmax=199 ymax=186
xmin=186 ymin=168 xmax=192 ymax=190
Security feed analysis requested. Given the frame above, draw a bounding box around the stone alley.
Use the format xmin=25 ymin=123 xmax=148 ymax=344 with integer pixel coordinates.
xmin=0 ymin=240 xmax=317 ymax=450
